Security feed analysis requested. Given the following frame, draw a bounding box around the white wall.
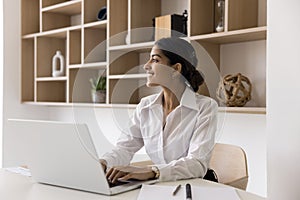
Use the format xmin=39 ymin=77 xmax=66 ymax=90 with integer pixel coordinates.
xmin=0 ymin=0 xmax=4 ymax=167
xmin=217 ymin=112 xmax=266 ymax=197
xmin=267 ymin=1 xmax=300 ymax=199
xmin=2 ymin=0 xmax=49 ymax=167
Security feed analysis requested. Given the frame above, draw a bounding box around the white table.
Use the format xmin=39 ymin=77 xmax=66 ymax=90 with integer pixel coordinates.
xmin=0 ymin=169 xmax=265 ymax=200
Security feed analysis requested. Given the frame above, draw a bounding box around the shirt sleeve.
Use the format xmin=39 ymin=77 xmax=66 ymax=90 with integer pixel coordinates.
xmin=100 ymin=102 xmax=145 ymax=168
xmin=156 ymin=99 xmax=218 ymax=182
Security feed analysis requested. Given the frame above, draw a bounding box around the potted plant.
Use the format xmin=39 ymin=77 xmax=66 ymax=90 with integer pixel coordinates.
xmin=90 ymin=76 xmax=106 ymax=103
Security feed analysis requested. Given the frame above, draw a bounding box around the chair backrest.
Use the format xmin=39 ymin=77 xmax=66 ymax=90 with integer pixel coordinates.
xmin=209 ymin=143 xmax=248 ymax=190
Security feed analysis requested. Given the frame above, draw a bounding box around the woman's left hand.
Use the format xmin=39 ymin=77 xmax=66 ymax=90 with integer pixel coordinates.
xmin=106 ymin=165 xmax=155 ymax=183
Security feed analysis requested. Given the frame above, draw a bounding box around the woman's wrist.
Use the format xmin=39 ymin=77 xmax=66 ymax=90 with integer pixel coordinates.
xmin=151 ymin=166 xmax=160 ymax=179
xmin=99 ymin=159 xmax=107 ymax=171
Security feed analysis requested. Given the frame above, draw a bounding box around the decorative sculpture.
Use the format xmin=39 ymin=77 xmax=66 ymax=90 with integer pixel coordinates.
xmin=216 ymin=73 xmax=252 ymax=107
xmin=215 ymin=0 xmax=225 ymax=32
xmin=97 ymin=6 xmax=107 ymax=21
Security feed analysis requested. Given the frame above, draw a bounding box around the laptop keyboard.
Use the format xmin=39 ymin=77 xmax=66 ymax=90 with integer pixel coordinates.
xmin=108 ymin=180 xmax=130 ymax=188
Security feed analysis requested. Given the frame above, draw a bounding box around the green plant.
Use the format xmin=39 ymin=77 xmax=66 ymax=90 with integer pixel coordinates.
xmin=90 ymin=76 xmax=106 ymax=92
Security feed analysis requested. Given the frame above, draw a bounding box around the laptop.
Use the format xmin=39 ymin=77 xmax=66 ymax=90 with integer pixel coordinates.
xmin=8 ymin=119 xmax=157 ymax=195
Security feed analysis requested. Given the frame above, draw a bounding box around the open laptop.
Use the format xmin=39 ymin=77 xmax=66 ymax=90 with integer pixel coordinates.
xmin=8 ymin=119 xmax=157 ymax=195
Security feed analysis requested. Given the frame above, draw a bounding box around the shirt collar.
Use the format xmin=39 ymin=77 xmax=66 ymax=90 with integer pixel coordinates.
xmin=146 ymin=86 xmax=198 ymax=111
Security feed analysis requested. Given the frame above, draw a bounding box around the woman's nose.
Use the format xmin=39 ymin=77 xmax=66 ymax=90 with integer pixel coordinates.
xmin=144 ymin=61 xmax=151 ymax=71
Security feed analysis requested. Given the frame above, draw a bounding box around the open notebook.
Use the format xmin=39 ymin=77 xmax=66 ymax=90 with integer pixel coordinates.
xmin=8 ymin=119 xmax=157 ymax=195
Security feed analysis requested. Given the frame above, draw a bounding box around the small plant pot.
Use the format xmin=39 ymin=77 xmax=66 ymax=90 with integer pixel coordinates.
xmin=91 ymin=90 xmax=106 ymax=103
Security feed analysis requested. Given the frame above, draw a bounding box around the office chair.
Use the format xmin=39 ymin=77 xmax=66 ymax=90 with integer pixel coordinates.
xmin=131 ymin=143 xmax=249 ymax=190
xmin=209 ymin=143 xmax=249 ymax=190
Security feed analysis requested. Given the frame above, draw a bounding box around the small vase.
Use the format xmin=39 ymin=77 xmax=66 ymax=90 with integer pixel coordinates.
xmin=91 ymin=90 xmax=106 ymax=103
xmin=52 ymin=50 xmax=65 ymax=77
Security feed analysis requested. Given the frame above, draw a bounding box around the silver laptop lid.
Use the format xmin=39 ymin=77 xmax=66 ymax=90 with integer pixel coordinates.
xmin=8 ymin=119 xmax=111 ymax=194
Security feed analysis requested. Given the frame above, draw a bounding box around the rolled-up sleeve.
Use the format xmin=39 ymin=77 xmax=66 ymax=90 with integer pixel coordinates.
xmin=156 ymin=99 xmax=218 ymax=181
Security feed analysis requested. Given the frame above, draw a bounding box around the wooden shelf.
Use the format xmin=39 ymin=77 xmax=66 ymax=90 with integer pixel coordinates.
xmin=22 ymin=101 xmax=137 ymax=109
xmin=218 ymin=107 xmax=266 ymax=114
xmin=21 ymin=0 xmax=267 ymax=110
xmin=109 ymin=41 xmax=155 ymax=52
xmin=41 ymin=0 xmax=82 ymax=15
xmin=22 ymin=25 xmax=82 ymax=39
xmin=36 ymin=77 xmax=67 ymax=81
xmin=109 ymin=74 xmax=148 ymax=79
xmin=69 ymin=62 xmax=107 ymax=69
xmin=84 ymin=21 xmax=108 ymax=29
xmin=190 ymin=26 xmax=267 ymax=44
xmin=22 ymin=100 xmax=266 ymax=114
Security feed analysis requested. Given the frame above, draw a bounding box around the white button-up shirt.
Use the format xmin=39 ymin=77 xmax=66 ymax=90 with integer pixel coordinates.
xmin=102 ymin=86 xmax=218 ymax=181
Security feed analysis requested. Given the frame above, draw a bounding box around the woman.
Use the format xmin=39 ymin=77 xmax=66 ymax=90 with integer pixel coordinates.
xmin=100 ymin=37 xmax=218 ymax=184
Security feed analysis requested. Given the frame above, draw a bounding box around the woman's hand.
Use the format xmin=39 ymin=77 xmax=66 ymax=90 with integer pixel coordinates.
xmin=106 ymin=165 xmax=155 ymax=184
xmin=99 ymin=159 xmax=107 ymax=172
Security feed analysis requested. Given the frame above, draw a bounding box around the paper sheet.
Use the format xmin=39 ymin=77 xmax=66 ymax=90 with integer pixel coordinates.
xmin=5 ymin=166 xmax=31 ymax=177
xmin=137 ymin=184 xmax=240 ymax=200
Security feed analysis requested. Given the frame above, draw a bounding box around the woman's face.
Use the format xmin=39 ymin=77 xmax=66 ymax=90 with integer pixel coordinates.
xmin=144 ymin=45 xmax=175 ymax=88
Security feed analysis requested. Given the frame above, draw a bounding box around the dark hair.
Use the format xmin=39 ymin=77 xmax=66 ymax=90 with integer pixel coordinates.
xmin=154 ymin=37 xmax=204 ymax=92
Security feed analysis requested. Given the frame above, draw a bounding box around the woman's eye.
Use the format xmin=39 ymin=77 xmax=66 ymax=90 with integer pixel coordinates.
xmin=152 ymin=58 xmax=159 ymax=63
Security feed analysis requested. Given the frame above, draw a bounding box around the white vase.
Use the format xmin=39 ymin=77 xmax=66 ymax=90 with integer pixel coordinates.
xmin=52 ymin=50 xmax=65 ymax=77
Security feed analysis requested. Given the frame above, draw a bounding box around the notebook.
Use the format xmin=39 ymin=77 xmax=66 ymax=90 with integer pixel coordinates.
xmin=8 ymin=119 xmax=157 ymax=195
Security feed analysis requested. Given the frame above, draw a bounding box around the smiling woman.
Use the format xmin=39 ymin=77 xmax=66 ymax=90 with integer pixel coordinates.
xmin=100 ymin=37 xmax=218 ymax=184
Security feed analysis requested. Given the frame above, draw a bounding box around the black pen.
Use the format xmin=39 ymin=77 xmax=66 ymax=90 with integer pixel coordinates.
xmin=172 ymin=184 xmax=181 ymax=196
xmin=186 ymin=183 xmax=192 ymax=200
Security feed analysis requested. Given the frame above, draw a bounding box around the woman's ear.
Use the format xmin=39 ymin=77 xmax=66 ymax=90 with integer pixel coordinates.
xmin=171 ymin=63 xmax=182 ymax=79
xmin=172 ymin=63 xmax=182 ymax=73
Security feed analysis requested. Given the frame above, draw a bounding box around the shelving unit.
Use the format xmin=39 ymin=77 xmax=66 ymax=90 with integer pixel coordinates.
xmin=21 ymin=0 xmax=267 ymax=114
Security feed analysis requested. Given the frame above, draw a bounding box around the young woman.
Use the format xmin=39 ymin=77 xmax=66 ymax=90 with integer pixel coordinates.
xmin=100 ymin=37 xmax=218 ymax=183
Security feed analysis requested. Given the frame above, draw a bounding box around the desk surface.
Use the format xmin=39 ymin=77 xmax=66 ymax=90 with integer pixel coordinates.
xmin=0 ymin=169 xmax=265 ymax=200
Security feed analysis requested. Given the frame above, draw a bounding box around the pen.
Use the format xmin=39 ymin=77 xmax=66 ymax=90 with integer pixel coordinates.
xmin=186 ymin=183 xmax=192 ymax=200
xmin=172 ymin=184 xmax=181 ymax=196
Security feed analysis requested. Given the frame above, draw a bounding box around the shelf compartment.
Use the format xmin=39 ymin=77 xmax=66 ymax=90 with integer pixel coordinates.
xmin=69 ymin=29 xmax=82 ymax=65
xmin=42 ymin=1 xmax=82 ymax=32
xmin=36 ymin=81 xmax=66 ymax=102
xmin=84 ymin=0 xmax=107 ymax=24
xmin=36 ymin=37 xmax=67 ymax=78
xmin=69 ymin=68 xmax=106 ymax=103
xmin=109 ymin=51 xmax=142 ymax=75
xmin=109 ymin=79 xmax=159 ymax=104
xmin=227 ymin=0 xmax=258 ymax=31
xmin=22 ymin=38 xmax=35 ymax=102
xmin=130 ymin=0 xmax=161 ymax=44
xmin=83 ymin=27 xmax=107 ymax=64
xmin=190 ymin=0 xmax=215 ymax=36
xmin=109 ymin=79 xmax=142 ymax=104
xmin=22 ymin=0 xmax=40 ymax=35
xmin=109 ymin=0 xmax=128 ymax=46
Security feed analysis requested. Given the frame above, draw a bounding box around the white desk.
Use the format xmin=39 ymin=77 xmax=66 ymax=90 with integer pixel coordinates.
xmin=0 ymin=169 xmax=265 ymax=200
